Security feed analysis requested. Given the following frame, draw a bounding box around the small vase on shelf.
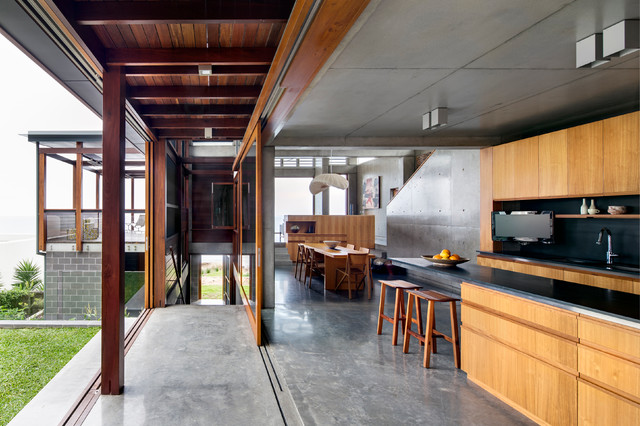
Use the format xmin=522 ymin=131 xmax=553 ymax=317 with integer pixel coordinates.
xmin=580 ymin=198 xmax=588 ymax=215
xmin=588 ymin=199 xmax=600 ymax=215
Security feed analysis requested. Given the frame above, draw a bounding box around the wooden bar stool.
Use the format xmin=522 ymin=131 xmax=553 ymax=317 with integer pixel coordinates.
xmin=377 ymin=280 xmax=422 ymax=346
xmin=403 ymin=289 xmax=461 ymax=369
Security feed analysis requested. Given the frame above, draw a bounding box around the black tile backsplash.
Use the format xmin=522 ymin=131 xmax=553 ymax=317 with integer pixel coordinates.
xmin=501 ymin=195 xmax=640 ymax=266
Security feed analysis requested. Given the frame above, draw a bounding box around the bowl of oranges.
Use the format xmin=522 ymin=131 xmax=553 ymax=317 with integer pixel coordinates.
xmin=421 ymin=249 xmax=469 ymax=267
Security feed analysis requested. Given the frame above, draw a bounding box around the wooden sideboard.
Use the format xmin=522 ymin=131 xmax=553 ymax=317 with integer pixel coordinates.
xmin=284 ymin=215 xmax=374 ymax=261
xmin=461 ymin=282 xmax=640 ymax=425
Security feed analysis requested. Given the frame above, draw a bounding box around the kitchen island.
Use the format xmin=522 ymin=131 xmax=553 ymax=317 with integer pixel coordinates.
xmin=392 ymin=257 xmax=639 ymax=426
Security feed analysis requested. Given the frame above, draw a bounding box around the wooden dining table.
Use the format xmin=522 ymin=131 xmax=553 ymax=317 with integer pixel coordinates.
xmin=302 ymin=243 xmax=374 ymax=299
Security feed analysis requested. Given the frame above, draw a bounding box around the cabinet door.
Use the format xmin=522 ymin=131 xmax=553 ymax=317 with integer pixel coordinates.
xmin=539 ymin=129 xmax=568 ymax=197
xmin=603 ymin=111 xmax=640 ymax=194
xmin=493 ymin=137 xmax=538 ymax=199
xmin=492 ymin=142 xmax=514 ymax=200
xmin=567 ymin=121 xmax=603 ymax=196
xmin=513 ymin=136 xmax=539 ymax=198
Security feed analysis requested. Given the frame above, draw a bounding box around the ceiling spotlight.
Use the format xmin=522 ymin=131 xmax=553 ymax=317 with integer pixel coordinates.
xmin=198 ymin=65 xmax=212 ymax=76
xmin=603 ymin=20 xmax=639 ymax=58
xmin=576 ymin=34 xmax=609 ymax=68
xmin=422 ymin=112 xmax=431 ymax=130
xmin=430 ymin=107 xmax=448 ymax=128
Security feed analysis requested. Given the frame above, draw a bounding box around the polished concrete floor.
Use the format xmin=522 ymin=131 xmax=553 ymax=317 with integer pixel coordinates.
xmin=83 ymin=305 xmax=286 ymax=426
xmin=262 ymin=266 xmax=534 ymax=425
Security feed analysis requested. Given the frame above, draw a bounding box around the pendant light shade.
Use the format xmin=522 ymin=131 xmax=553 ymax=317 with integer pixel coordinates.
xmin=309 ymin=173 xmax=349 ymax=195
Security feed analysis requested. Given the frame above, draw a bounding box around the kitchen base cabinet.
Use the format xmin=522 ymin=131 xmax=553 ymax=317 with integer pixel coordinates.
xmin=477 ymin=254 xmax=640 ymax=295
xmin=462 ymin=327 xmax=577 ymax=426
xmin=461 ymin=282 xmax=640 ymax=426
xmin=578 ymin=380 xmax=640 ymax=426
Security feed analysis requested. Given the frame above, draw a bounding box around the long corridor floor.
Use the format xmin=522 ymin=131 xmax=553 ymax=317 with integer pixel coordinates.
xmin=262 ymin=266 xmax=534 ymax=425
xmin=83 ymin=305 xmax=284 ymax=426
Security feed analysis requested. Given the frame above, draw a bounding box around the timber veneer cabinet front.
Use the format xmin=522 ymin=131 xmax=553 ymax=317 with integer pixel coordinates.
xmin=460 ymin=282 xmax=640 ymax=425
xmin=476 ymin=255 xmax=640 ymax=295
xmin=492 ymin=111 xmax=639 ymax=200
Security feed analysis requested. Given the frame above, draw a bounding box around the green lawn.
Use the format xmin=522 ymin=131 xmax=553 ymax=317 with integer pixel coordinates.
xmin=124 ymin=271 xmax=144 ymax=304
xmin=0 ymin=327 xmax=100 ymax=425
xmin=201 ymin=283 xmax=223 ymax=300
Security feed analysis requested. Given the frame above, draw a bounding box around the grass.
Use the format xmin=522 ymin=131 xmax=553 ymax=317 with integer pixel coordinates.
xmin=0 ymin=327 xmax=100 ymax=425
xmin=201 ymin=283 xmax=223 ymax=300
xmin=124 ymin=271 xmax=144 ymax=304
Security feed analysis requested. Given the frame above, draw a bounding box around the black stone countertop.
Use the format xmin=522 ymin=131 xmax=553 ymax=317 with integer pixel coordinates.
xmin=391 ymin=257 xmax=640 ymax=329
xmin=476 ymin=251 xmax=640 ymax=279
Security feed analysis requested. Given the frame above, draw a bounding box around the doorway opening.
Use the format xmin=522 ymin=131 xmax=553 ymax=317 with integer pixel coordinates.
xmin=200 ymin=255 xmax=224 ymax=305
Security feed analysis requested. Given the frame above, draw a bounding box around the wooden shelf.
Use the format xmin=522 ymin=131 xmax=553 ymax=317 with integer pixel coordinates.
xmin=555 ymin=214 xmax=640 ymax=219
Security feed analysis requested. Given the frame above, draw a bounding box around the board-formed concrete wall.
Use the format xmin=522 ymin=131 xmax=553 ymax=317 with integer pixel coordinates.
xmin=44 ymin=251 xmax=102 ymax=320
xmin=386 ymin=150 xmax=481 ymax=261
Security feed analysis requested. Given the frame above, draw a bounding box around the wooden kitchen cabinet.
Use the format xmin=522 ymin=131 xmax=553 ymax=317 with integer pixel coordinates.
xmin=539 ymin=129 xmax=568 ymax=197
xmin=492 ymin=142 xmax=513 ymax=200
xmin=577 ymin=316 xmax=640 ymax=425
xmin=567 ymin=121 xmax=603 ymax=196
xmin=603 ymin=111 xmax=640 ymax=194
xmin=493 ymin=136 xmax=538 ymax=200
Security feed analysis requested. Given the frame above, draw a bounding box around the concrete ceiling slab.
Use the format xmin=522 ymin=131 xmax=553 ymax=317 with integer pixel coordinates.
xmin=274 ymin=0 xmax=639 ymax=147
xmin=330 ymin=0 xmax=572 ymax=69
xmin=279 ymin=68 xmax=452 ymax=137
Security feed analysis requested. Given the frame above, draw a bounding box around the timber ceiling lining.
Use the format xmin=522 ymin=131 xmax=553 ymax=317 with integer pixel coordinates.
xmin=53 ymin=0 xmax=293 ymax=141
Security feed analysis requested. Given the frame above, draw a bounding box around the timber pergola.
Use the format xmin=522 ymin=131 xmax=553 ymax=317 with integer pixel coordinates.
xmin=11 ymin=0 xmax=371 ymax=396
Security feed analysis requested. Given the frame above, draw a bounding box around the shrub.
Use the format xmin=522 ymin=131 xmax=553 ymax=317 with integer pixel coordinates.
xmin=0 ymin=306 xmax=26 ymax=320
xmin=12 ymin=259 xmax=43 ymax=291
xmin=0 ymin=288 xmax=30 ymax=310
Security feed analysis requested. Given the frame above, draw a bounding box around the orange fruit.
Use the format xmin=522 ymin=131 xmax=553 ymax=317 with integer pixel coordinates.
xmin=440 ymin=249 xmax=451 ymax=256
xmin=450 ymin=254 xmax=460 ymax=260
xmin=433 ymin=254 xmax=442 ymax=259
xmin=440 ymin=253 xmax=450 ymax=260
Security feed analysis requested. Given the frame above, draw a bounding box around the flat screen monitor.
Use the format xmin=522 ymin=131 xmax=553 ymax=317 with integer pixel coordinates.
xmin=491 ymin=211 xmax=554 ymax=243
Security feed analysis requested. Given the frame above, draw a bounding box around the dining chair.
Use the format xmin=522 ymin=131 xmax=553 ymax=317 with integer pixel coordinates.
xmin=294 ymin=243 xmax=305 ymax=280
xmin=335 ymin=252 xmax=369 ymax=299
xmin=305 ymin=248 xmax=325 ymax=288
xmin=346 ymin=244 xmax=355 ymax=250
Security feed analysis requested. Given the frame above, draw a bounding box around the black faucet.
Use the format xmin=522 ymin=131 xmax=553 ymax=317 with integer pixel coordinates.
xmin=596 ymin=227 xmax=619 ymax=265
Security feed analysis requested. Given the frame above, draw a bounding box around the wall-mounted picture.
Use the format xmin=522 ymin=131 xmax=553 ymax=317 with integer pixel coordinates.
xmin=363 ymin=176 xmax=380 ymax=209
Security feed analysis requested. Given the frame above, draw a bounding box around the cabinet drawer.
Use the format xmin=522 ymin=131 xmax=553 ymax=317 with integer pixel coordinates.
xmin=462 ymin=327 xmax=577 ymax=426
xmin=578 ymin=316 xmax=640 ymax=362
xmin=563 ymin=270 xmax=637 ymax=294
xmin=461 ymin=283 xmax=578 ymax=338
xmin=578 ymin=345 xmax=640 ymax=402
xmin=578 ymin=380 xmax=640 ymax=426
xmin=462 ymin=304 xmax=577 ymax=372
xmin=477 ymin=256 xmax=565 ymax=280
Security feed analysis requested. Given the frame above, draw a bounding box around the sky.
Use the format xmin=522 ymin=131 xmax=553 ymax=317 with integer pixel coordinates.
xmin=0 ymin=34 xmax=102 ymax=233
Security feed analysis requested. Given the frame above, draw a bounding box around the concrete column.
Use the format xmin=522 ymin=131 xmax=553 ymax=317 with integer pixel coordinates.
xmin=321 ymin=158 xmax=330 ymax=215
xmin=262 ymin=146 xmax=275 ymax=309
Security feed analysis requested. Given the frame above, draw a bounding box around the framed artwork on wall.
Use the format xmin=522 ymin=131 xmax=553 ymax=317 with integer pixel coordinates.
xmin=363 ymin=176 xmax=380 ymax=209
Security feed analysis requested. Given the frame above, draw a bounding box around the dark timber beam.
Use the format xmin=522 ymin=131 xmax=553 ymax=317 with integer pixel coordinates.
xmin=75 ymin=0 xmax=294 ymax=25
xmin=107 ymin=48 xmax=276 ymax=66
xmin=124 ymin=65 xmax=269 ymax=76
xmin=137 ymin=104 xmax=255 ymax=117
xmin=101 ymin=66 xmax=126 ymax=395
xmin=128 ymin=85 xmax=261 ymax=100
xmin=74 ymin=142 xmax=83 ymax=251
xmin=157 ymin=129 xmax=244 ymax=138
xmin=148 ymin=117 xmax=250 ymax=129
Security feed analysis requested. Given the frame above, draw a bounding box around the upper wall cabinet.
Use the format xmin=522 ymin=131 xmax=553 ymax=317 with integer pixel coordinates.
xmin=567 ymin=121 xmax=604 ymax=196
xmin=603 ymin=111 xmax=639 ymax=194
xmin=538 ymin=129 xmax=568 ymax=197
xmin=493 ymin=136 xmax=538 ymax=200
